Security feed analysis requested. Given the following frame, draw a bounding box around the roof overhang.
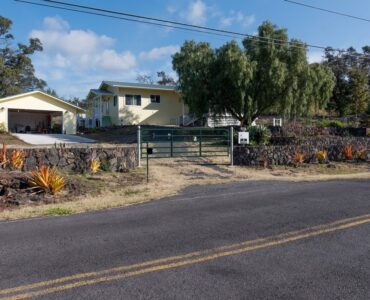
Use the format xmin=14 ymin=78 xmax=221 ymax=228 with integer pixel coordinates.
xmin=0 ymin=91 xmax=85 ymax=113
xmin=100 ymin=81 xmax=177 ymax=92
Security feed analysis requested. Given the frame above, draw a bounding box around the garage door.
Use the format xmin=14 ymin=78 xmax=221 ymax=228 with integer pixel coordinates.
xmin=8 ymin=109 xmax=63 ymax=134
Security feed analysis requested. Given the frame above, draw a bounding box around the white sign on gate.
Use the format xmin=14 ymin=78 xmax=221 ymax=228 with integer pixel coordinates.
xmin=238 ymin=132 xmax=250 ymax=144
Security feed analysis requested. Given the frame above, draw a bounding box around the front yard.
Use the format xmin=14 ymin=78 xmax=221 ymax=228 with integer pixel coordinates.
xmin=1 ymin=157 xmax=369 ymax=220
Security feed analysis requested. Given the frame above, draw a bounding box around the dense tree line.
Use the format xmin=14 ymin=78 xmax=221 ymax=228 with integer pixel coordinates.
xmin=173 ymin=21 xmax=370 ymax=125
xmin=173 ymin=21 xmax=336 ymax=127
xmin=324 ymin=47 xmax=370 ymax=119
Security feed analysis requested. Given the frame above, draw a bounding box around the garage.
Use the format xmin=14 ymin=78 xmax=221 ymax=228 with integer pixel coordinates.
xmin=8 ymin=109 xmax=63 ymax=134
xmin=0 ymin=91 xmax=84 ymax=135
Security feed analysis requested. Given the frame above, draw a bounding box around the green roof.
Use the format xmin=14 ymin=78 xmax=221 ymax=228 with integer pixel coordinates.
xmin=101 ymin=81 xmax=177 ymax=91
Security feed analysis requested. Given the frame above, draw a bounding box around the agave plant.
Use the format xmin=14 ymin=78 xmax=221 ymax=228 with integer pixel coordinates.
xmin=10 ymin=150 xmax=25 ymax=170
xmin=293 ymin=152 xmax=305 ymax=164
xmin=0 ymin=143 xmax=7 ymax=168
xmin=343 ymin=145 xmax=353 ymax=160
xmin=316 ymin=150 xmax=328 ymax=164
xmin=357 ymin=149 xmax=366 ymax=161
xmin=29 ymin=166 xmax=65 ymax=194
xmin=90 ymin=159 xmax=101 ymax=174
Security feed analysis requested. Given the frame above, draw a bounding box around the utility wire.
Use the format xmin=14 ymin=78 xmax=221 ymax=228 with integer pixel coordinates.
xmin=14 ymin=0 xmax=370 ymax=60
xmin=15 ymin=0 xmax=311 ymax=50
xmin=284 ymin=0 xmax=370 ymax=23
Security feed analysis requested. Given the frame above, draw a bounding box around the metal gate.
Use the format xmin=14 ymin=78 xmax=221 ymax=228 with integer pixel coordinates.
xmin=138 ymin=126 xmax=232 ymax=160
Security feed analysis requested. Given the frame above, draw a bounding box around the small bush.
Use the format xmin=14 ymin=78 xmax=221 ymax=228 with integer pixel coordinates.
xmin=357 ymin=149 xmax=366 ymax=161
xmin=293 ymin=152 xmax=305 ymax=164
xmin=29 ymin=166 xmax=65 ymax=194
xmin=343 ymin=145 xmax=353 ymax=160
xmin=316 ymin=120 xmax=347 ymax=128
xmin=248 ymin=125 xmax=271 ymax=145
xmin=316 ymin=150 xmax=328 ymax=164
xmin=0 ymin=122 xmax=7 ymax=133
xmin=100 ymin=158 xmax=111 ymax=172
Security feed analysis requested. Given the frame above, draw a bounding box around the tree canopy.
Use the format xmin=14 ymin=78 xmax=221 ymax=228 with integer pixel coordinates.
xmin=136 ymin=71 xmax=176 ymax=86
xmin=0 ymin=16 xmax=46 ymax=98
xmin=324 ymin=47 xmax=370 ymax=117
xmin=173 ymin=21 xmax=336 ymax=126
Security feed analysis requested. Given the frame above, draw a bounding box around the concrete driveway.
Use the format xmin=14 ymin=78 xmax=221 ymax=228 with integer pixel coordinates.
xmin=13 ymin=133 xmax=95 ymax=145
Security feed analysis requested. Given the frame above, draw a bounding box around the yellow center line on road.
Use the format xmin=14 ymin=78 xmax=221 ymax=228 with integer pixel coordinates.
xmin=2 ymin=213 xmax=370 ymax=300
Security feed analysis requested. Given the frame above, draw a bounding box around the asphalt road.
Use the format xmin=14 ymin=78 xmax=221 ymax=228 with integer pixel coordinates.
xmin=1 ymin=179 xmax=370 ymax=299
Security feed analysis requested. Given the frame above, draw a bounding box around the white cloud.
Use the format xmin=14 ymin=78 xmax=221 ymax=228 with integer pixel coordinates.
xmin=182 ymin=0 xmax=207 ymax=26
xmin=30 ymin=16 xmax=132 ymax=71
xmin=43 ymin=16 xmax=69 ymax=31
xmin=308 ymin=51 xmax=324 ymax=63
xmin=219 ymin=11 xmax=255 ymax=29
xmin=29 ymin=16 xmax=141 ymax=97
xmin=98 ymin=50 xmax=136 ymax=71
xmin=139 ymin=45 xmax=179 ymax=61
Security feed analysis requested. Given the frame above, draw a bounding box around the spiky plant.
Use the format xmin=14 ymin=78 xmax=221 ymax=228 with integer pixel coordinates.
xmin=316 ymin=150 xmax=328 ymax=164
xmin=357 ymin=149 xmax=366 ymax=161
xmin=10 ymin=150 xmax=25 ymax=170
xmin=293 ymin=152 xmax=305 ymax=164
xmin=343 ymin=145 xmax=353 ymax=160
xmin=29 ymin=166 xmax=65 ymax=194
xmin=0 ymin=143 xmax=7 ymax=168
xmin=90 ymin=159 xmax=101 ymax=174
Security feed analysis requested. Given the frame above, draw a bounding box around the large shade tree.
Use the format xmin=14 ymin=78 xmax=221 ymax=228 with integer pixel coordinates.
xmin=0 ymin=16 xmax=46 ymax=98
xmin=173 ymin=21 xmax=335 ymax=127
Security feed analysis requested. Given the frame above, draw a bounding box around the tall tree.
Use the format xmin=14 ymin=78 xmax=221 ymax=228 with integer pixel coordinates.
xmin=156 ymin=71 xmax=175 ymax=85
xmin=136 ymin=74 xmax=154 ymax=84
xmin=173 ymin=21 xmax=335 ymax=126
xmin=348 ymin=67 xmax=370 ymax=120
xmin=0 ymin=16 xmax=46 ymax=97
xmin=172 ymin=41 xmax=215 ymax=118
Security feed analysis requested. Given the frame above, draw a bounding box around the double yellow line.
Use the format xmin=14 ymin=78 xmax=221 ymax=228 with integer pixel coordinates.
xmin=2 ymin=213 xmax=370 ymax=300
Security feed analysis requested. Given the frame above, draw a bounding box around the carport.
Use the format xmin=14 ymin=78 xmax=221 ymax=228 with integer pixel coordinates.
xmin=8 ymin=109 xmax=63 ymax=134
xmin=0 ymin=91 xmax=85 ymax=134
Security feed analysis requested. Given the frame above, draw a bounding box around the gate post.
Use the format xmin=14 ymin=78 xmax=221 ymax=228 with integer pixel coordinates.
xmin=170 ymin=129 xmax=174 ymax=157
xmin=230 ymin=126 xmax=234 ymax=166
xmin=137 ymin=125 xmax=141 ymax=167
xmin=199 ymin=129 xmax=202 ymax=157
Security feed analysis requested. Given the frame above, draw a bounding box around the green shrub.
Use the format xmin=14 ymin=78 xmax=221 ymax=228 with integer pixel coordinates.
xmin=316 ymin=119 xmax=347 ymax=128
xmin=0 ymin=122 xmax=7 ymax=133
xmin=248 ymin=125 xmax=271 ymax=145
xmin=100 ymin=158 xmax=111 ymax=172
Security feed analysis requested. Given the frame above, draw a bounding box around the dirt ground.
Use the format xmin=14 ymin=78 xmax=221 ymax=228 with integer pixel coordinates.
xmin=1 ymin=157 xmax=369 ymax=220
xmin=0 ymin=133 xmax=27 ymax=145
xmin=79 ymin=126 xmax=137 ymax=144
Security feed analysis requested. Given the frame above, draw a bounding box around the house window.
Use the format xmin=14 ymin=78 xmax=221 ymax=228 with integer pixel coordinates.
xmin=106 ymin=101 xmax=109 ymax=114
xmin=113 ymin=96 xmax=117 ymax=107
xmin=125 ymin=94 xmax=141 ymax=106
xmin=150 ymin=95 xmax=161 ymax=103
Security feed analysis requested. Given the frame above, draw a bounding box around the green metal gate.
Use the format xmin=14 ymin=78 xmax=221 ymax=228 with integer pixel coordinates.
xmin=139 ymin=127 xmax=232 ymax=160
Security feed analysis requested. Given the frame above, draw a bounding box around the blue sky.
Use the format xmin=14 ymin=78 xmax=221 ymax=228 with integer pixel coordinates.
xmin=3 ymin=0 xmax=370 ymax=98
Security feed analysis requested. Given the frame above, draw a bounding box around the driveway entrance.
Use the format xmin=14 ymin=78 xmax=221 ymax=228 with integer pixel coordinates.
xmin=12 ymin=134 xmax=95 ymax=145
